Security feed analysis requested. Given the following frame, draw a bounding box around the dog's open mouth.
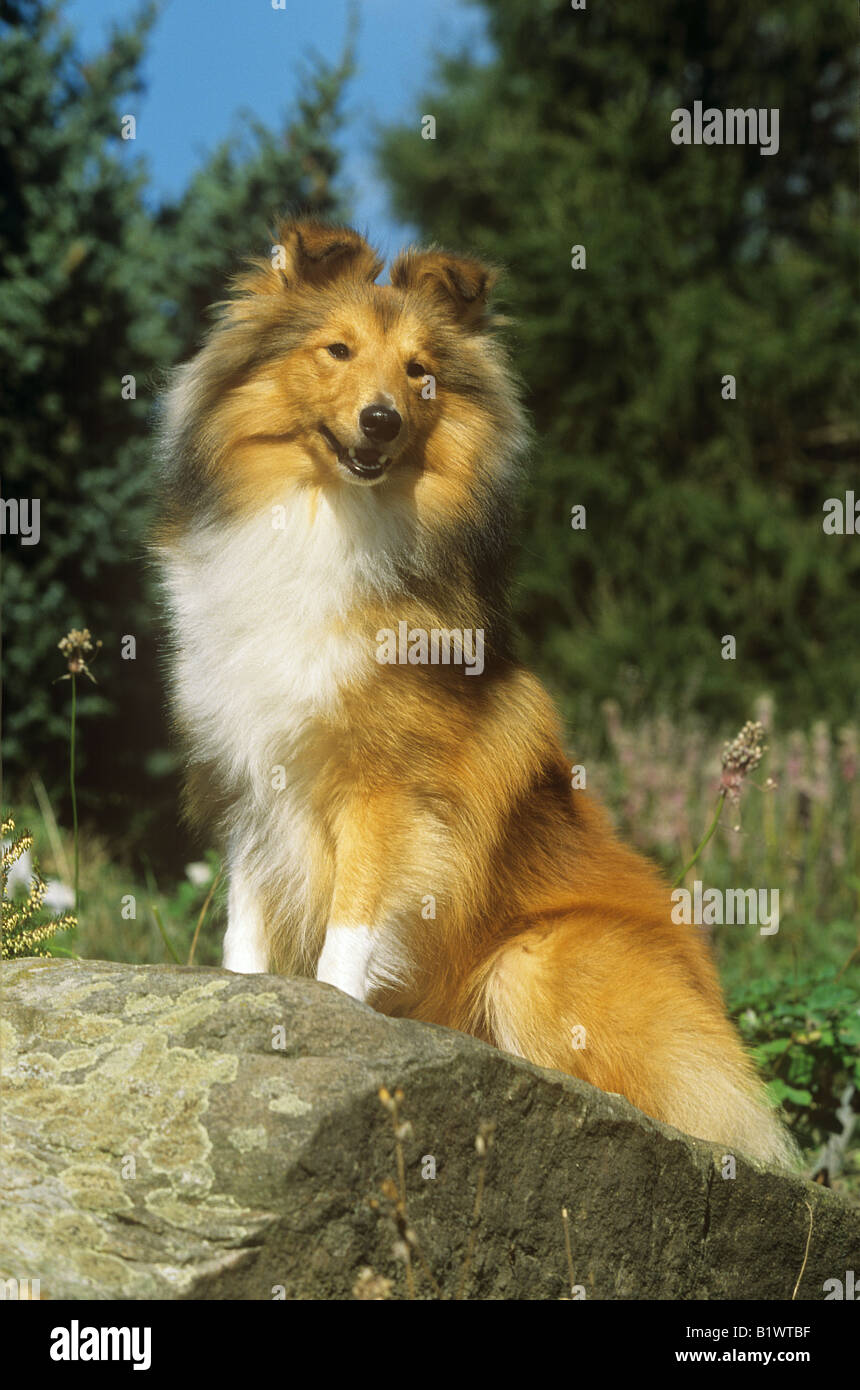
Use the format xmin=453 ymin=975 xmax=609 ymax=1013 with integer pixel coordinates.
xmin=318 ymin=424 xmax=391 ymax=480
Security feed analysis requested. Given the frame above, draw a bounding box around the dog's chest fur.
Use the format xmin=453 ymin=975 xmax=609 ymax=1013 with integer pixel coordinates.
xmin=162 ymin=491 xmax=416 ymax=794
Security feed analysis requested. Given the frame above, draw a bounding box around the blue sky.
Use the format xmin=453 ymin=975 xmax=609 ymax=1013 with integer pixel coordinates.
xmin=65 ymin=0 xmax=492 ymax=261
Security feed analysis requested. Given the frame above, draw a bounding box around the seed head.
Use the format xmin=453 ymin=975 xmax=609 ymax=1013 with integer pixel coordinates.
xmin=57 ymin=628 xmax=101 ymax=682
xmin=720 ymin=720 xmax=766 ymax=802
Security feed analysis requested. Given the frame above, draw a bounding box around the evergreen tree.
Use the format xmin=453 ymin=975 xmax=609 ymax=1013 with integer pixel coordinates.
xmin=379 ymin=0 xmax=859 ymax=731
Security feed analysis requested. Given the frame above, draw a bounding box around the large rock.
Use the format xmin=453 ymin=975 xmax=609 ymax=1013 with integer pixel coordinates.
xmin=0 ymin=958 xmax=855 ymax=1300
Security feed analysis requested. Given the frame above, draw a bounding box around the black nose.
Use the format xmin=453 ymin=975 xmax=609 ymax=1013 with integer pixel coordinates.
xmin=359 ymin=404 xmax=401 ymax=444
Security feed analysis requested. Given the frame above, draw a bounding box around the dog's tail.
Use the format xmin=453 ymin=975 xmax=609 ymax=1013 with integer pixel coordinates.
xmin=462 ymin=916 xmax=799 ymax=1171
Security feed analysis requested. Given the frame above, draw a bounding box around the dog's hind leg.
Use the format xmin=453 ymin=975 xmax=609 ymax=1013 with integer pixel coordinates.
xmin=316 ymin=923 xmax=376 ymax=999
xmin=222 ymin=857 xmax=270 ymax=973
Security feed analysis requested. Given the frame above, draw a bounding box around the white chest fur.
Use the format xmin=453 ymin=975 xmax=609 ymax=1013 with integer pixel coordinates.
xmin=160 ymin=487 xmax=412 ymax=795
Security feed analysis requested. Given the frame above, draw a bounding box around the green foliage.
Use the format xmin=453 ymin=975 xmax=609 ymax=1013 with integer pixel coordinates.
xmin=5 ymin=796 xmax=225 ymax=967
xmin=0 ymin=1 xmax=350 ymax=856
xmin=1 ymin=815 xmax=77 ymax=959
xmin=1 ymin=0 xmax=166 ymax=825
xmin=141 ymin=849 xmax=224 ymax=967
xmin=378 ymin=0 xmax=860 ymax=730
xmin=731 ymin=968 xmax=860 ymax=1156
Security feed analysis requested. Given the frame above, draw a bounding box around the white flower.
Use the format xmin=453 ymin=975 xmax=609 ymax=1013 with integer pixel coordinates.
xmin=44 ymin=879 xmax=75 ymax=911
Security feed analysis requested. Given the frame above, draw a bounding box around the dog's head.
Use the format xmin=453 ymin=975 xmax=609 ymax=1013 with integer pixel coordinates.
xmin=162 ymin=219 xmax=526 ymax=523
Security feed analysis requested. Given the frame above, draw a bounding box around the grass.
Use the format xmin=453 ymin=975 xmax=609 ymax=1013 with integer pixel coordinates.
xmin=8 ymin=783 xmax=224 ymax=968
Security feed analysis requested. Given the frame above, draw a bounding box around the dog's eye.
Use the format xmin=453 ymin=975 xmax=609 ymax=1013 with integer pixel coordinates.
xmin=326 ymin=343 xmax=350 ymax=360
xmin=406 ymin=359 xmax=427 ymax=378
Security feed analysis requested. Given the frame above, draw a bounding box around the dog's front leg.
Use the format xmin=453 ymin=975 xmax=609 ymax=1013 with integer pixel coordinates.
xmin=315 ymin=793 xmax=414 ymax=1004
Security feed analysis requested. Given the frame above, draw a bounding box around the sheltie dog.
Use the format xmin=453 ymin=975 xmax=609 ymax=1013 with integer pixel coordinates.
xmin=155 ymin=218 xmax=795 ymax=1168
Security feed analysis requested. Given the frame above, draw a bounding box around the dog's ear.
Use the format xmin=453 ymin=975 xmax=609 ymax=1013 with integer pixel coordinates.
xmin=389 ymin=248 xmax=500 ymax=328
xmin=273 ymin=219 xmax=383 ymax=288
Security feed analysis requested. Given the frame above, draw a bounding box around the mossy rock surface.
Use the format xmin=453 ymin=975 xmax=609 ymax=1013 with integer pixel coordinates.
xmin=0 ymin=958 xmax=855 ymax=1300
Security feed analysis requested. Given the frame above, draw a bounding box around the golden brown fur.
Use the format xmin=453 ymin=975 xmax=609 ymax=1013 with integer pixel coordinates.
xmin=155 ymin=219 xmax=796 ymax=1168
